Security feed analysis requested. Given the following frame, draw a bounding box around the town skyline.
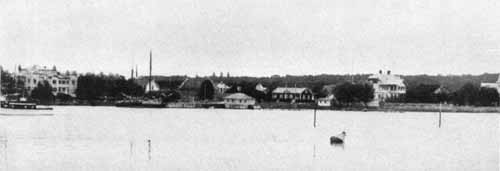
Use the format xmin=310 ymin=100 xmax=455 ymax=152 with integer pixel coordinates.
xmin=1 ymin=63 xmax=500 ymax=78
xmin=1 ymin=0 xmax=500 ymax=77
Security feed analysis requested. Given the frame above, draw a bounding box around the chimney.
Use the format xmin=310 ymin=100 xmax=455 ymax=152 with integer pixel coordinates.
xmin=379 ymin=70 xmax=382 ymax=74
xmin=387 ymin=70 xmax=391 ymax=75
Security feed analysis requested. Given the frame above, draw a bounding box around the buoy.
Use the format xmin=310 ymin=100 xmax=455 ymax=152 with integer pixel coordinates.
xmin=330 ymin=131 xmax=346 ymax=144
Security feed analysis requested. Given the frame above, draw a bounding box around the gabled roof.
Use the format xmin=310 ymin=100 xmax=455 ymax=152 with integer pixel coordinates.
xmin=272 ymin=87 xmax=311 ymax=94
xmin=255 ymin=83 xmax=267 ymax=92
xmin=224 ymin=93 xmax=254 ymax=100
xmin=318 ymin=94 xmax=335 ymax=101
xmin=433 ymin=86 xmax=450 ymax=94
xmin=216 ymin=82 xmax=230 ymax=89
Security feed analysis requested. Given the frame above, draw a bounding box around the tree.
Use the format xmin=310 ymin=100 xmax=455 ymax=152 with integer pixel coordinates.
xmin=30 ymin=81 xmax=54 ymax=104
xmin=1 ymin=70 xmax=17 ymax=95
xmin=477 ymin=87 xmax=499 ymax=106
xmin=56 ymin=93 xmax=73 ymax=102
xmin=76 ymin=73 xmax=144 ymax=101
xmin=198 ymin=80 xmax=215 ymax=100
xmin=334 ymin=82 xmax=374 ymax=107
xmin=355 ymin=83 xmax=375 ymax=105
xmin=451 ymin=83 xmax=479 ymax=106
xmin=405 ymin=84 xmax=441 ymax=103
xmin=334 ymin=82 xmax=355 ymax=106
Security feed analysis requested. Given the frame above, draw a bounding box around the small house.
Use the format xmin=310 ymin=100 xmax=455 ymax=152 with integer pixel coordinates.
xmin=317 ymin=94 xmax=335 ymax=107
xmin=216 ymin=82 xmax=231 ymax=94
xmin=223 ymin=93 xmax=256 ymax=109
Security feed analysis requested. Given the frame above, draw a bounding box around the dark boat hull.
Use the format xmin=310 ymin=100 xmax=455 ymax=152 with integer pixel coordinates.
xmin=115 ymin=100 xmax=165 ymax=108
xmin=1 ymin=101 xmax=40 ymax=110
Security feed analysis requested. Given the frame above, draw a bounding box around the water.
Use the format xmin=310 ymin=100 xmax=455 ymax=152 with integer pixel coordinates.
xmin=0 ymin=107 xmax=498 ymax=170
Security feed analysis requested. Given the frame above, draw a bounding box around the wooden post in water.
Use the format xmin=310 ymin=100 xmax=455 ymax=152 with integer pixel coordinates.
xmin=438 ymin=103 xmax=442 ymax=128
xmin=313 ymin=104 xmax=317 ymax=128
xmin=147 ymin=139 xmax=151 ymax=160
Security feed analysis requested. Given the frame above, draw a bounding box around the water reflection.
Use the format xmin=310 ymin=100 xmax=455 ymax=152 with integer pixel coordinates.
xmin=330 ymin=142 xmax=345 ymax=150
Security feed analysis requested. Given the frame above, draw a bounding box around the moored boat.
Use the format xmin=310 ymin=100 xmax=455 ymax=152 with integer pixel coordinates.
xmin=115 ymin=99 xmax=143 ymax=107
xmin=330 ymin=131 xmax=346 ymax=144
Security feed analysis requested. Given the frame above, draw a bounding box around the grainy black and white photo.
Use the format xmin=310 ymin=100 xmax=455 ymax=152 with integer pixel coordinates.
xmin=0 ymin=0 xmax=499 ymax=170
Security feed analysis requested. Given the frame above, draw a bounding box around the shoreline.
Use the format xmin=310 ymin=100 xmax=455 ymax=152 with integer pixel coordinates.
xmin=42 ymin=102 xmax=500 ymax=113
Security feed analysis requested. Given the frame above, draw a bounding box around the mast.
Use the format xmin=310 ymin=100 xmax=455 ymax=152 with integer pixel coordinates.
xmin=149 ymin=50 xmax=152 ymax=92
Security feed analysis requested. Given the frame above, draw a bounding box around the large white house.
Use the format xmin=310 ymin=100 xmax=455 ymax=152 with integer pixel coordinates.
xmin=480 ymin=74 xmax=500 ymax=94
xmin=17 ymin=65 xmax=78 ymax=97
xmin=367 ymin=70 xmax=406 ymax=107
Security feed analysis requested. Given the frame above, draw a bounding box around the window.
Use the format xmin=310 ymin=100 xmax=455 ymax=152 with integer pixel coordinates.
xmin=72 ymin=80 xmax=76 ymax=85
xmin=53 ymin=80 xmax=56 ymax=84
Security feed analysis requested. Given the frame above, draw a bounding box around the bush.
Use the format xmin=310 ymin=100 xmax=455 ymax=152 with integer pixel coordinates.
xmin=30 ymin=81 xmax=54 ymax=104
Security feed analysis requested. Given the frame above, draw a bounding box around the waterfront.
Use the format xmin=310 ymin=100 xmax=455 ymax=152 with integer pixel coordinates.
xmin=0 ymin=107 xmax=498 ymax=170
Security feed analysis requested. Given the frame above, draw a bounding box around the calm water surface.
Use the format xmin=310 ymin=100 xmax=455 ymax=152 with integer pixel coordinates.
xmin=0 ymin=106 xmax=498 ymax=170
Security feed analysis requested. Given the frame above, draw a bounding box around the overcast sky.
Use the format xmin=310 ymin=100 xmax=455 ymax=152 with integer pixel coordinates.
xmin=1 ymin=0 xmax=499 ymax=77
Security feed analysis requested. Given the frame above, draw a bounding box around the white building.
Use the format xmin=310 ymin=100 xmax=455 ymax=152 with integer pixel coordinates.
xmin=480 ymin=74 xmax=500 ymax=94
xmin=223 ymin=93 xmax=256 ymax=109
xmin=216 ymin=82 xmax=231 ymax=94
xmin=17 ymin=65 xmax=78 ymax=97
xmin=367 ymin=70 xmax=406 ymax=107
xmin=317 ymin=94 xmax=335 ymax=107
xmin=255 ymin=83 xmax=267 ymax=92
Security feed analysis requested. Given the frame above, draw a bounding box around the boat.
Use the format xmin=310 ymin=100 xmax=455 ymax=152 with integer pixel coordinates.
xmin=141 ymin=99 xmax=165 ymax=108
xmin=1 ymin=100 xmax=37 ymax=109
xmin=115 ymin=99 xmax=143 ymax=107
xmin=330 ymin=131 xmax=346 ymax=144
xmin=114 ymin=50 xmax=166 ymax=108
xmin=0 ymin=67 xmax=52 ymax=110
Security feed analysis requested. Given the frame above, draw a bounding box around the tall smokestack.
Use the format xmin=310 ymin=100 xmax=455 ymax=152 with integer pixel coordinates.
xmin=379 ymin=70 xmax=382 ymax=74
xmin=149 ymin=50 xmax=152 ymax=92
xmin=131 ymin=68 xmax=134 ymax=79
xmin=135 ymin=65 xmax=138 ymax=78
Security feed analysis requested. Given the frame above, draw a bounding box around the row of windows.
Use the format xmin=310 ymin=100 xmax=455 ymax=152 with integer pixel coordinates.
xmin=272 ymin=94 xmax=312 ymax=99
xmin=26 ymin=86 xmax=70 ymax=93
xmin=379 ymin=87 xmax=405 ymax=91
xmin=25 ymin=78 xmax=75 ymax=85
xmin=52 ymin=87 xmax=69 ymax=92
xmin=225 ymin=99 xmax=252 ymax=103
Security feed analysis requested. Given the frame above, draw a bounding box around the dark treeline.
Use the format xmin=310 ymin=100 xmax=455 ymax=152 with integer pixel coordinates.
xmin=334 ymin=82 xmax=374 ymax=107
xmin=389 ymin=82 xmax=499 ymax=106
xmin=76 ymin=73 xmax=144 ymax=101
xmin=2 ymin=68 xmax=499 ymax=106
xmin=0 ymin=70 xmax=26 ymax=95
xmin=146 ymin=73 xmax=499 ymax=106
xmin=450 ymin=83 xmax=499 ymax=106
